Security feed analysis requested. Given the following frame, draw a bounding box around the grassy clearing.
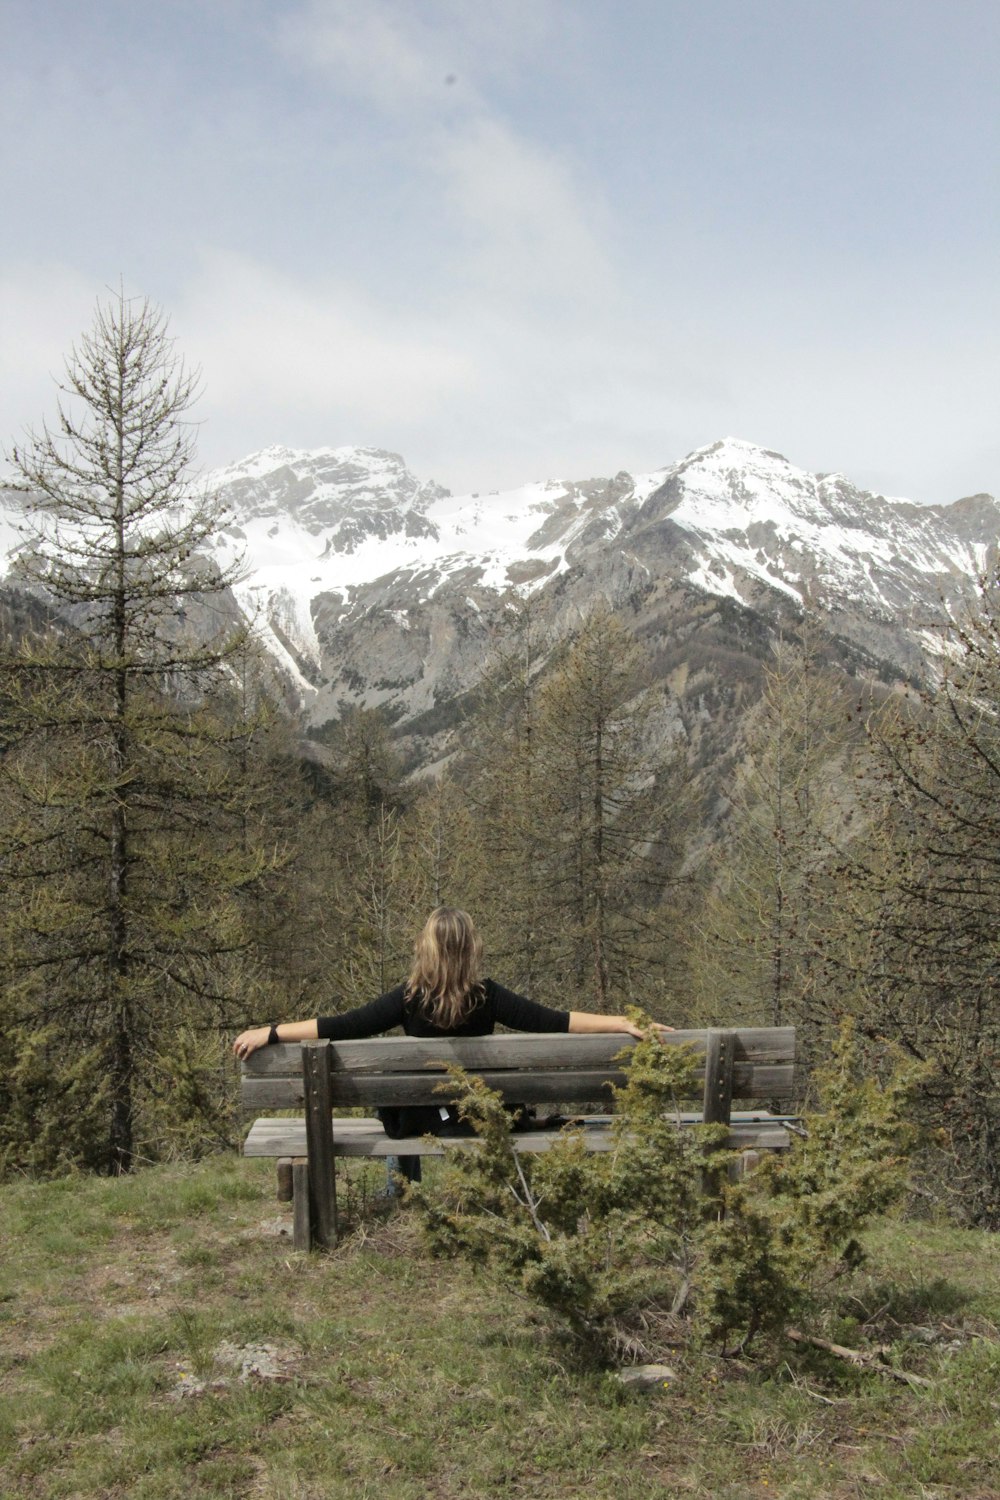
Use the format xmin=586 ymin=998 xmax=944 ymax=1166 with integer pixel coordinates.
xmin=1 ymin=1159 xmax=999 ymax=1499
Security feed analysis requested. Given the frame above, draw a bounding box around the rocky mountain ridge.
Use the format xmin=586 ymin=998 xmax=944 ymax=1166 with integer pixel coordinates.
xmin=1 ymin=437 xmax=996 ymax=773
xmin=200 ymin=437 xmax=998 ymax=736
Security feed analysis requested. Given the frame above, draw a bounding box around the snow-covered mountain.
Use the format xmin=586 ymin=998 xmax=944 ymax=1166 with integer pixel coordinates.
xmin=204 ymin=443 xmax=664 ymax=700
xmin=198 ymin=436 xmax=998 ymax=731
xmin=1 ymin=437 xmax=996 ymax=759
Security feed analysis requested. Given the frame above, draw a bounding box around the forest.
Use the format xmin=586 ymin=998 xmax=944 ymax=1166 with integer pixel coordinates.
xmin=2 ymin=292 xmax=999 ymax=1233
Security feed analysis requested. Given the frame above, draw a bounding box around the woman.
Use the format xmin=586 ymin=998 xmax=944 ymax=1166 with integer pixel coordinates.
xmin=233 ymin=907 xmax=672 ymax=1178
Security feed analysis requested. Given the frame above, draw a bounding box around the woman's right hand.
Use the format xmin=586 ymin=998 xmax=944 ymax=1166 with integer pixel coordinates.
xmin=619 ymin=1018 xmax=676 ymax=1040
xmin=233 ymin=1026 xmax=271 ymax=1060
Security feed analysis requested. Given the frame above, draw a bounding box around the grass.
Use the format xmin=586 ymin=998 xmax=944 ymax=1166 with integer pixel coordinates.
xmin=1 ymin=1158 xmax=999 ymax=1499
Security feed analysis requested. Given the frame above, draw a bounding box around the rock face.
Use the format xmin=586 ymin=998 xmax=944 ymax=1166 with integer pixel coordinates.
xmin=2 ymin=437 xmax=997 ymax=773
xmin=209 ymin=445 xmax=445 ymax=549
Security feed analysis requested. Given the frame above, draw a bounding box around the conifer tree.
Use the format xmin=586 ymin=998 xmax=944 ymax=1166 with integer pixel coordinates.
xmin=696 ymin=623 xmax=861 ymax=1037
xmin=851 ymin=579 xmax=1000 ymax=1222
xmin=318 ymin=707 xmax=411 ymax=1006
xmin=459 ymin=599 xmax=561 ymax=995
xmin=533 ymin=607 xmax=676 ymax=1011
xmin=402 ymin=771 xmax=481 ymax=917
xmin=0 ymin=289 xmax=276 ymax=1172
xmin=455 ymin=603 xmax=681 ymax=1011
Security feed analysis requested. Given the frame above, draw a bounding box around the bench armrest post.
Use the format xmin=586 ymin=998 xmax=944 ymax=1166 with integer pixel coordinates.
xmin=302 ymin=1042 xmax=337 ymax=1248
xmin=702 ymin=1029 xmax=736 ymax=1126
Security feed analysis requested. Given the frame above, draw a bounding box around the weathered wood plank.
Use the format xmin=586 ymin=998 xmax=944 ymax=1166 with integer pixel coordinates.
xmin=240 ymin=1060 xmax=797 ymax=1113
xmin=703 ymin=1029 xmax=736 ymax=1126
xmin=247 ymin=1109 xmax=792 ymax=1141
xmin=242 ymin=1068 xmax=620 ymax=1109
xmin=302 ymin=1045 xmax=336 ymax=1248
xmin=243 ymin=1028 xmax=797 ymax=1078
xmin=738 ymin=1064 xmax=797 ymax=1098
xmin=320 ymin=1035 xmax=636 ymax=1072
xmin=292 ymin=1159 xmax=311 ymax=1251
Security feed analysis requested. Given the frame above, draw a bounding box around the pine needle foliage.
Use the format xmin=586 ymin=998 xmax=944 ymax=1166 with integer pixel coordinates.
xmin=0 ymin=1022 xmax=109 ymax=1176
xmin=410 ymin=1031 xmax=712 ymax=1358
xmin=850 ymin=577 xmax=1000 ymax=1224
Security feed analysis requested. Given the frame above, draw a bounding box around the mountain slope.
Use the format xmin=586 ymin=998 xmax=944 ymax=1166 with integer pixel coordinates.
xmin=193 ymin=437 xmax=998 ymax=736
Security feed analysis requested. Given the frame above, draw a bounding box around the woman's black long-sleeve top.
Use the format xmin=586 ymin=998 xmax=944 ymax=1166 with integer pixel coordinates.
xmin=316 ymin=980 xmax=569 ymax=1140
xmin=316 ymin=978 xmax=570 ymax=1041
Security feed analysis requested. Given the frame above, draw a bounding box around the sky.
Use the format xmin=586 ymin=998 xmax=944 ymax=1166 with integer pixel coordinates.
xmin=2 ymin=0 xmax=997 ymax=504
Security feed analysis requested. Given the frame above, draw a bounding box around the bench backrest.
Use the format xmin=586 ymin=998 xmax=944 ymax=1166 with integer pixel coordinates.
xmin=241 ymin=1028 xmax=797 ymax=1123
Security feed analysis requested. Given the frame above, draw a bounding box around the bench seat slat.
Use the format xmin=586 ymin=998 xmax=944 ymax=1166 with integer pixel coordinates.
xmin=244 ymin=1113 xmax=792 ymax=1157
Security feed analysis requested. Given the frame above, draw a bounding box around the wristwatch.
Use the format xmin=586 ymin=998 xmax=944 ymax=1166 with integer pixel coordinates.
xmin=267 ymin=1024 xmax=280 ymax=1045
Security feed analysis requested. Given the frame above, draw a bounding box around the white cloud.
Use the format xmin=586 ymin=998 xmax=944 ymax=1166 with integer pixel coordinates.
xmin=0 ymin=263 xmax=108 ymax=455
xmin=5 ymin=6 xmax=994 ymax=507
xmin=435 ymin=117 xmax=613 ymax=306
xmin=276 ymin=0 xmax=558 ymax=112
xmin=171 ymin=251 xmax=475 ymax=466
xmin=278 ymin=1 xmax=448 ymax=113
xmin=275 ymin=0 xmax=611 ymax=311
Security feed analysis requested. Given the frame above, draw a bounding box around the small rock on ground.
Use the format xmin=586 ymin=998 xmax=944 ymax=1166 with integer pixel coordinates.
xmin=615 ymin=1363 xmax=677 ymax=1391
xmin=170 ymin=1341 xmax=297 ymax=1398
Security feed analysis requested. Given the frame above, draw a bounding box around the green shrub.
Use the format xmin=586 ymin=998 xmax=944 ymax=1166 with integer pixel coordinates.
xmin=696 ymin=1022 xmax=927 ymax=1351
xmin=136 ymin=1026 xmax=239 ymax=1162
xmin=0 ymin=1023 xmax=239 ymax=1178
xmin=411 ymin=1020 xmax=926 ymax=1365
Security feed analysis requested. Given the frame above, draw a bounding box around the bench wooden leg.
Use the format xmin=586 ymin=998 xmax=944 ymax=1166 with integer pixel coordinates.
xmin=303 ymin=1043 xmax=337 ymax=1249
xmin=276 ymin=1158 xmax=293 ymax=1203
xmin=292 ymin=1158 xmax=311 ymax=1251
xmin=702 ymin=1029 xmax=736 ymax=1126
xmin=728 ymin=1149 xmax=762 ymax=1183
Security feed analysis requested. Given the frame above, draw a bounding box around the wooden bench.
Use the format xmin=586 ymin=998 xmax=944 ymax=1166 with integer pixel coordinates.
xmin=241 ymin=1027 xmax=797 ymax=1250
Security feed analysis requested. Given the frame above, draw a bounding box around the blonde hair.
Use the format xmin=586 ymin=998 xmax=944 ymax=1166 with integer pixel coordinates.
xmin=405 ymin=907 xmax=484 ymax=1029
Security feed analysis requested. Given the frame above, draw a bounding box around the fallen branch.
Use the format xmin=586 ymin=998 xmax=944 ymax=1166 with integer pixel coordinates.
xmin=785 ymin=1327 xmax=933 ymax=1388
xmin=670 ymin=1277 xmax=692 ymax=1316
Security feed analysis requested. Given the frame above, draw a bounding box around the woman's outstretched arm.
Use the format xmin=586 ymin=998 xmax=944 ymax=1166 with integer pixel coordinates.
xmin=567 ymin=1012 xmax=674 ymax=1038
xmin=233 ymin=1019 xmax=318 ymax=1059
xmin=234 ymin=989 xmax=407 ymax=1059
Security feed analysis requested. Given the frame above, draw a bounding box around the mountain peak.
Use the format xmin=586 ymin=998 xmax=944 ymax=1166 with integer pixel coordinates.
xmin=208 ymin=444 xmax=447 ymax=498
xmin=692 ymin=436 xmax=792 ymax=467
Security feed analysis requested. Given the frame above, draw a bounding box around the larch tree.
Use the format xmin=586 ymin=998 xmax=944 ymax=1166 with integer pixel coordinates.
xmin=460 ymin=599 xmax=562 ymax=997
xmin=695 ymin=623 xmax=861 ymax=1039
xmin=319 ymin=707 xmax=411 ymax=1007
xmin=0 ymin=289 xmax=278 ymax=1173
xmin=851 ymin=579 xmax=1000 ymax=1223
xmin=533 ymin=607 xmax=676 ymax=1012
xmin=452 ymin=602 xmax=681 ymax=1011
xmin=402 ymin=771 xmax=481 ymax=919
